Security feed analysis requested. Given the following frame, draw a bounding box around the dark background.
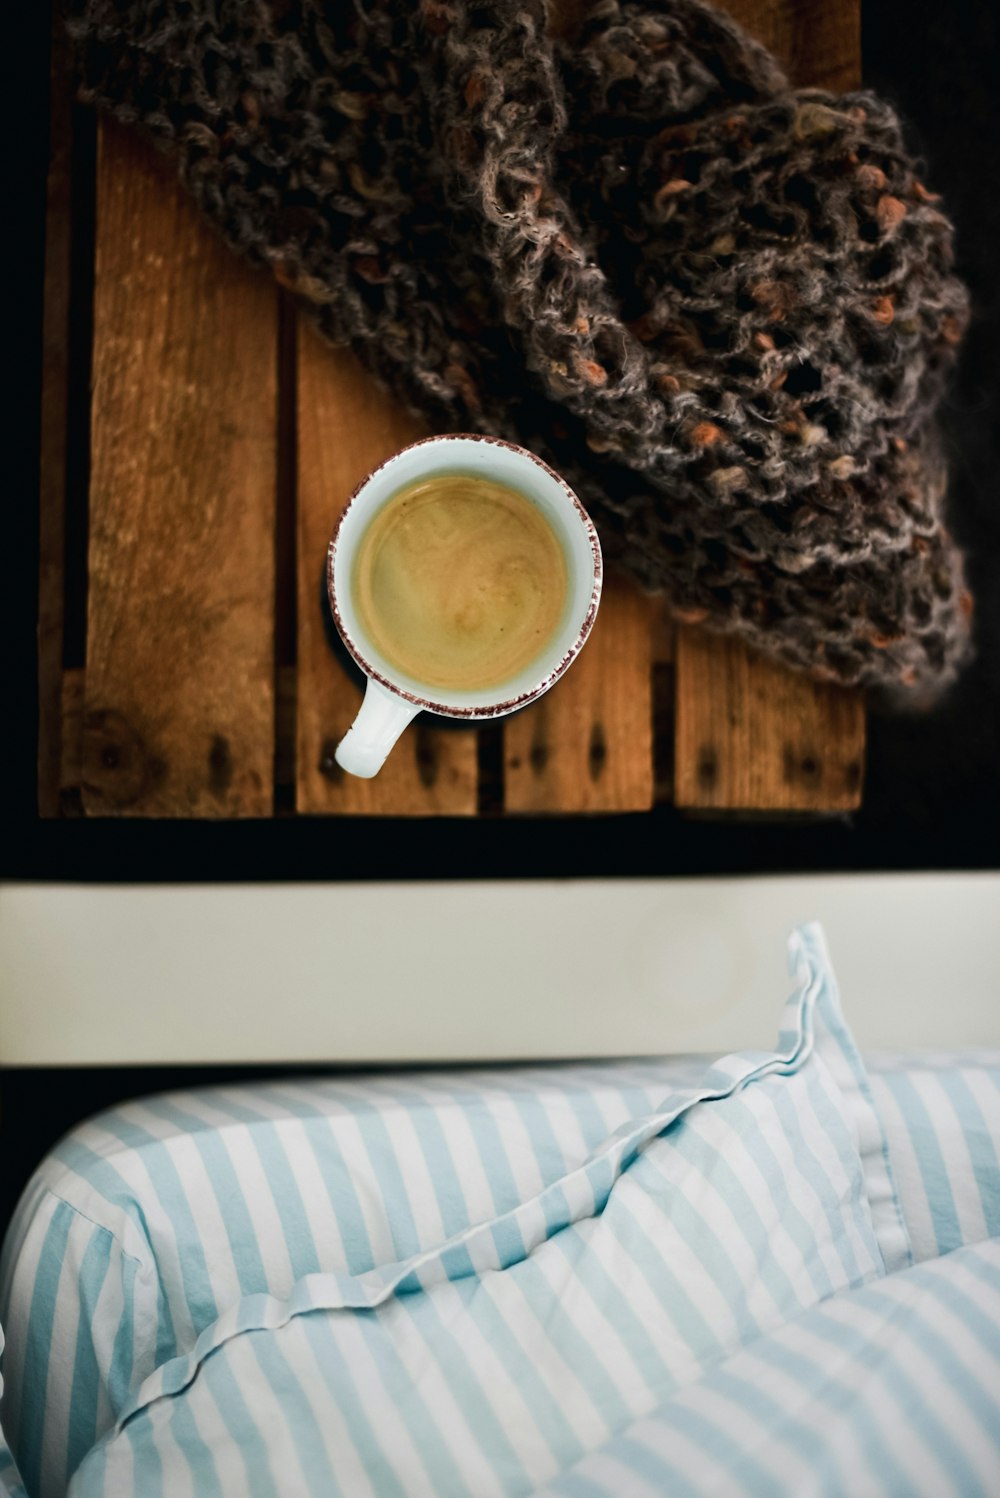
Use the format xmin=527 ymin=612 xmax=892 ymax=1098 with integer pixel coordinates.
xmin=2 ymin=1 xmax=998 ymax=1226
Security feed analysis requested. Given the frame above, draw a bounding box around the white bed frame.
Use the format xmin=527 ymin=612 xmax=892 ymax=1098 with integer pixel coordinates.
xmin=1 ymin=874 xmax=998 ymax=1064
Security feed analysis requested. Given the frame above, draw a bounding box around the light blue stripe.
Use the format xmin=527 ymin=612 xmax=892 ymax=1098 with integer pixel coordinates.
xmin=139 ymin=1098 xmax=269 ymax=1293
xmin=361 ymin=1073 xmax=548 ymax=1227
xmin=357 ymin=1307 xmax=475 ymax=1496
xmin=645 ymin=1397 xmax=780 ymax=1495
xmin=765 ymin=1069 xmax=868 ymax=1285
xmin=124 ymin=1402 xmax=163 ymax=1498
xmin=570 ymin=1433 xmax=704 ymax=1498
xmin=601 ymin=1444 xmax=703 ymax=1498
xmin=365 ymin=1086 xmax=477 ymax=1239
xmin=17 ymin=1201 xmax=76 ymax=1496
xmin=508 ymin=1091 xmax=572 ymax=1183
xmin=545 ymin=1465 xmax=620 ymax=1498
xmin=66 ymin=1227 xmax=114 ymax=1486
xmin=75 ymin=1117 xmax=218 ymax=1333
xmin=584 ymin=1186 xmax=726 ymax=1370
xmin=68 ymin=1437 xmax=106 ymax=1498
xmin=951 ymin=1244 xmax=1000 ymax=1302
xmin=937 ymin=1071 xmax=1000 ymax=1236
xmin=749 ymin=1321 xmax=912 ymax=1492
xmin=168 ymin=1095 xmax=320 ymax=1281
xmin=559 ymin=1081 xmax=650 ymax=1151
xmin=299 ymin=1315 xmax=411 ymax=1498
xmin=197 ymin=1345 xmax=279 ymax=1498
xmin=168 ymin=1397 xmax=223 ymax=1497
xmin=0 ymin=1442 xmax=27 ymax=1498
xmin=107 ymin=1253 xmax=138 ymax=1412
xmin=247 ymin=1334 xmax=343 ymax=1498
xmin=549 ymin=1229 xmax=674 ymax=1396
xmin=735 ymin=1080 xmax=845 ymax=1296
xmin=39 ymin=1147 xmax=178 ymax=1373
xmin=661 ymin=1119 xmax=806 ymax=1319
xmin=350 ymin=1110 xmax=427 ymax=1260
xmin=312 ymin=1072 xmax=547 ymax=1246
xmin=881 ymin=1073 xmax=963 ymax=1254
xmin=50 ymin=1139 xmax=152 ymax=1230
xmin=240 ymin=1092 xmax=377 ymax=1274
xmin=639 ymin=1148 xmax=767 ymax=1341
xmin=448 ymin=1271 xmax=586 ymax=1468
xmin=712 ymin=1364 xmax=844 ymax=1496
xmin=806 ymin=1309 xmax=989 ymax=1497
xmin=583 ymin=1154 xmax=614 ymax=1217
xmin=865 ymin=1277 xmax=1000 ymax=1456
xmin=511 ymin=1248 xmax=639 ymax=1432
xmin=398 ymin=1289 xmax=533 ymax=1492
xmin=508 ymin=1216 xmax=655 ymax=1426
xmin=796 ymin=1061 xmax=873 ymax=1282
xmin=811 ymin=973 xmax=914 ymax=1272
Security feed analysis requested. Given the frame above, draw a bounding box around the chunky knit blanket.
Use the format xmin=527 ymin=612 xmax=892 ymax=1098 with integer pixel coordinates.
xmin=68 ymin=0 xmax=973 ymax=698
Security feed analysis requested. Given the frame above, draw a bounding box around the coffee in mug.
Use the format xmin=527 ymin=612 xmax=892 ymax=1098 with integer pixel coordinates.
xmin=328 ymin=434 xmax=602 ymax=779
xmin=352 ymin=474 xmax=568 ymax=693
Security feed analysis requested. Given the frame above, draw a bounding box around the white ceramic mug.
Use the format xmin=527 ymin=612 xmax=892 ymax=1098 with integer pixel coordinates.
xmin=327 ymin=434 xmax=603 ymax=778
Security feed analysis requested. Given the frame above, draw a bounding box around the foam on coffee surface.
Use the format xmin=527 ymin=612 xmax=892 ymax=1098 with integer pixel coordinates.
xmin=353 ymin=474 xmax=568 ymax=692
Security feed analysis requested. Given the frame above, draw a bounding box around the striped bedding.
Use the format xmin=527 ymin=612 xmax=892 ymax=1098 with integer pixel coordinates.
xmin=0 ymin=1438 xmax=26 ymax=1498
xmin=867 ymin=1052 xmax=1000 ymax=1262
xmin=0 ymin=1335 xmax=26 ymax=1498
xmin=66 ymin=1242 xmax=1000 ymax=1498
xmin=0 ymin=923 xmax=997 ymax=1495
xmin=535 ymin=1237 xmax=1000 ymax=1498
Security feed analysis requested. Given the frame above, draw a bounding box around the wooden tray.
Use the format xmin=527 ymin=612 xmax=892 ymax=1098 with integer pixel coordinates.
xmin=38 ymin=0 xmax=865 ymax=820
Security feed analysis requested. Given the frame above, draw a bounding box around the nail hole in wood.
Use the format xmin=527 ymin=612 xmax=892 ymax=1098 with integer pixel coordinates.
xmin=588 ymin=722 xmax=608 ymax=782
xmin=800 ymin=754 xmax=821 ymax=784
xmin=414 ymin=725 xmax=439 ymax=789
xmin=208 ymin=733 xmax=233 ymax=796
xmin=697 ymin=745 xmax=718 ymax=788
xmin=319 ymin=737 xmax=343 ymax=782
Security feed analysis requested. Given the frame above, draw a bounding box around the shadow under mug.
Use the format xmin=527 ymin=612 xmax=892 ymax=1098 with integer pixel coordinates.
xmin=327 ymin=434 xmax=603 ymax=779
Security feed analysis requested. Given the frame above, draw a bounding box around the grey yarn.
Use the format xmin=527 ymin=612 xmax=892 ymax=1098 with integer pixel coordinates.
xmin=68 ymin=0 xmax=974 ymax=698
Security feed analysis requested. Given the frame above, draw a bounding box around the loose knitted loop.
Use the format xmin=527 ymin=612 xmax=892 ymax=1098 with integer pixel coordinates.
xmin=68 ymin=0 xmax=974 ymax=699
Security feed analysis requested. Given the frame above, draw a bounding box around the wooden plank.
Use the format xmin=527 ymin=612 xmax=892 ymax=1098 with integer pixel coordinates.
xmin=37 ymin=15 xmax=74 ymax=817
xmin=295 ymin=321 xmax=479 ymax=815
xmin=673 ymin=0 xmax=866 ymax=813
xmin=504 ymin=569 xmax=654 ymax=814
xmin=674 ymin=627 xmax=864 ymax=811
xmin=82 ymin=120 xmax=278 ymax=816
xmin=738 ymin=0 xmax=860 ymax=93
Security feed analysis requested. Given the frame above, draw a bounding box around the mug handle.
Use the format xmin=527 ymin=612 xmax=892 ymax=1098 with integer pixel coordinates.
xmin=335 ymin=679 xmax=421 ymax=779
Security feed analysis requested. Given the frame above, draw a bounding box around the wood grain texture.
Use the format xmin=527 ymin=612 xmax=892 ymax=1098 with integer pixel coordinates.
xmin=504 ymin=570 xmax=654 ymax=814
xmin=674 ymin=628 xmax=865 ymax=810
xmin=735 ymin=0 xmax=860 ymax=91
xmin=37 ymin=20 xmax=74 ymax=817
xmin=83 ymin=120 xmax=277 ymax=816
xmin=673 ymin=0 xmax=866 ymax=813
xmin=295 ymin=320 xmax=479 ymax=815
